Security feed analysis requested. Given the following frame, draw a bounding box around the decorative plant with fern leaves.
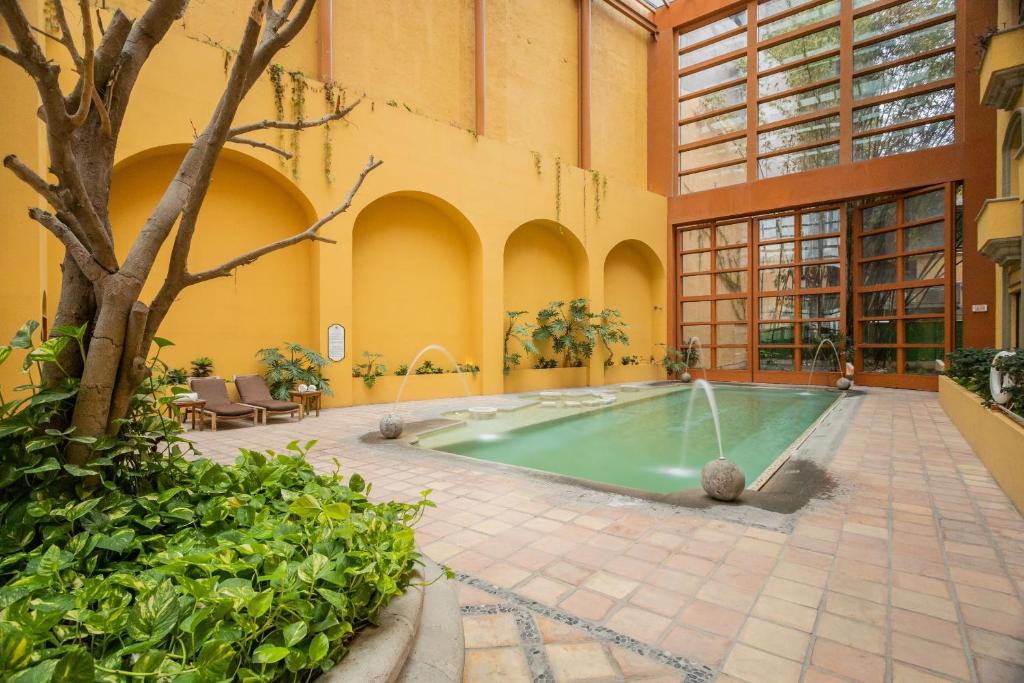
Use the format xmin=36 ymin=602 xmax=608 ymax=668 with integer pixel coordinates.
xmin=256 ymin=342 xmax=332 ymax=399
xmin=504 ymin=310 xmax=538 ymax=374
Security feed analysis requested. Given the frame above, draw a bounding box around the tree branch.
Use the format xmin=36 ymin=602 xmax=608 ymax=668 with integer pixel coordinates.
xmin=3 ymin=154 xmax=62 ymax=209
xmin=226 ymin=135 xmax=293 ymax=159
xmin=28 ymin=208 xmax=109 ymax=282
xmin=229 ymin=97 xmax=361 ymax=137
xmin=68 ymin=0 xmax=96 ymax=128
xmin=184 ymin=155 xmax=381 ymax=286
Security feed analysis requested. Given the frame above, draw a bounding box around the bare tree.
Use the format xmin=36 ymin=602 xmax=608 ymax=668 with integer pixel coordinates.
xmin=0 ymin=0 xmax=380 ymax=462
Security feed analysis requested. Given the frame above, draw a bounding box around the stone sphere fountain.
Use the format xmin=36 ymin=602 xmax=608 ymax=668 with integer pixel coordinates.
xmin=835 ymin=377 xmax=852 ymax=390
xmin=379 ymin=413 xmax=404 ymax=439
xmin=679 ymin=371 xmax=693 ymax=383
xmin=701 ymin=457 xmax=745 ymax=501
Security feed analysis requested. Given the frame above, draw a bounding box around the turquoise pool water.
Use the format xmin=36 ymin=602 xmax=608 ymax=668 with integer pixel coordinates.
xmin=421 ymin=386 xmax=838 ymax=494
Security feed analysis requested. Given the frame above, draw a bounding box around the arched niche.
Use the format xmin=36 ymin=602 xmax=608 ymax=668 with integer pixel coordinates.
xmin=108 ymin=146 xmax=316 ymax=378
xmin=352 ymin=192 xmax=482 ymax=373
xmin=503 ymin=220 xmax=589 ymax=361
xmin=603 ymin=240 xmax=665 ymax=363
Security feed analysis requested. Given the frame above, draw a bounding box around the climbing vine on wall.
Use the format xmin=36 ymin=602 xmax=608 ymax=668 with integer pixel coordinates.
xmin=532 ymin=151 xmax=542 ymax=177
xmin=268 ymin=64 xmax=286 ymax=167
xmin=43 ymin=0 xmax=58 ymax=32
xmin=323 ymin=82 xmax=335 ymax=185
xmin=289 ymin=71 xmax=307 ymax=180
xmin=590 ymin=170 xmax=603 ymax=220
xmin=555 ymin=157 xmax=564 ymax=221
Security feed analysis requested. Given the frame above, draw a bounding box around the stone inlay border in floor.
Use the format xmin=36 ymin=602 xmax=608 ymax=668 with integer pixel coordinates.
xmin=456 ymin=571 xmax=715 ymax=683
xmin=461 ymin=603 xmax=555 ymax=682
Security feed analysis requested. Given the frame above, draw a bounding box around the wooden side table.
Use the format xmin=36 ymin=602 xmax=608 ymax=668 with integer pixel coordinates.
xmin=172 ymin=399 xmax=206 ymax=431
xmin=289 ymin=390 xmax=322 ymax=419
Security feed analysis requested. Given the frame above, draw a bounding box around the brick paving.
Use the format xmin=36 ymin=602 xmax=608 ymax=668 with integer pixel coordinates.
xmin=189 ymin=387 xmax=1024 ymax=682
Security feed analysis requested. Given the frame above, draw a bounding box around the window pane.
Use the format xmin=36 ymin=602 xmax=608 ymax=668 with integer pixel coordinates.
xmin=853 ymin=120 xmax=955 ymax=160
xmin=852 ymin=52 xmax=955 ymax=101
xmin=680 ymin=84 xmax=748 ymax=119
xmin=680 ymin=57 xmax=748 ymax=95
xmin=716 ymin=347 xmax=749 ymax=370
xmin=853 ymin=0 xmax=956 ymax=42
xmin=862 ymin=290 xmax=897 ymax=316
xmin=716 ymin=271 xmax=749 ymax=294
xmin=904 ymin=286 xmax=944 ymax=314
xmin=682 ymin=325 xmax=712 ymax=347
xmin=852 ymin=88 xmax=955 ymax=133
xmin=905 ymin=221 xmax=945 ymax=250
xmin=716 ymin=323 xmax=749 ymax=345
xmin=905 ymin=190 xmax=945 ymax=222
xmin=759 ymin=83 xmax=840 ymax=124
xmin=759 ymin=55 xmax=840 ymax=97
xmin=680 ymin=138 xmax=746 ymax=171
xmin=758 ymin=115 xmax=840 ymax=154
xmin=801 ymin=293 xmax=840 ymax=318
xmin=862 ymin=232 xmax=896 ymax=257
xmin=761 ymin=267 xmax=796 ymax=291
xmin=680 ymin=227 xmax=711 ymax=251
xmin=801 ymin=263 xmax=841 ymax=288
xmin=717 ymin=299 xmax=748 ymax=322
xmin=853 ymin=20 xmax=955 ymax=72
xmin=682 ymin=274 xmax=711 ymax=296
xmin=802 ymin=209 xmax=840 ymax=235
xmin=759 ymin=143 xmax=839 ymax=178
xmin=904 ymin=347 xmax=944 ymax=374
xmin=801 ymin=320 xmax=841 ymax=343
xmin=862 ymin=201 xmax=897 ymax=231
xmin=759 ymin=215 xmax=796 ymax=241
xmin=679 ymin=163 xmax=746 ymax=193
xmin=862 ymin=348 xmax=897 ymax=373
xmin=680 ymin=11 xmax=748 ymax=49
xmin=682 ymin=300 xmax=711 ymax=321
xmin=758 ymin=27 xmax=840 ymax=71
xmin=801 ymin=236 xmax=841 ymax=261
xmin=680 ymin=109 xmax=747 ymax=145
xmin=759 ymin=348 xmax=795 ymax=371
xmin=759 ymin=0 xmax=812 ymax=19
xmin=905 ymin=319 xmax=944 ymax=344
xmin=680 ymin=32 xmax=747 ymax=69
xmin=682 ymin=251 xmax=711 ymax=272
xmin=862 ymin=320 xmax=897 ymax=343
xmin=759 ymin=0 xmax=840 ymax=41
xmin=716 ymin=247 xmax=749 ymax=270
xmin=760 ymin=242 xmax=796 ymax=265
xmin=905 ymin=252 xmax=945 ymax=280
xmin=861 ymin=258 xmax=897 ymax=285
xmin=760 ymin=322 xmax=795 ymax=344
xmin=716 ymin=222 xmax=748 ymax=246
xmin=760 ymin=295 xmax=796 ymax=319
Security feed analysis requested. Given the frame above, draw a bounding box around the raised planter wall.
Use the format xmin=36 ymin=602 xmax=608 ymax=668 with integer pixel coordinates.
xmin=351 ymin=373 xmax=482 ymax=406
xmin=938 ymin=375 xmax=1024 ymax=513
xmin=503 ymin=367 xmax=588 ymax=393
xmin=603 ymin=364 xmax=662 ymax=384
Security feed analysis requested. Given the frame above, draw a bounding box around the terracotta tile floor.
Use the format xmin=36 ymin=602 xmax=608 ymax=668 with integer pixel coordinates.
xmin=189 ymin=387 xmax=1024 ymax=682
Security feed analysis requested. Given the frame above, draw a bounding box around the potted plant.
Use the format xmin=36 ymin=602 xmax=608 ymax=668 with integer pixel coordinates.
xmin=256 ymin=342 xmax=332 ymax=398
xmin=190 ymin=356 xmax=215 ymax=377
xmin=503 ymin=310 xmax=538 ymax=375
xmin=352 ymin=351 xmax=386 ymax=388
xmin=661 ymin=345 xmax=696 ymax=382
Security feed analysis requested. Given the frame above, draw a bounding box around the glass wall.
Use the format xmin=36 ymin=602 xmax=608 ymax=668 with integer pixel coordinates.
xmin=676 ymin=0 xmax=959 ymax=193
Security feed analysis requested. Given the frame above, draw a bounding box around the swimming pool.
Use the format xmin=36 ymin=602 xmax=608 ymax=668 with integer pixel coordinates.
xmin=416 ymin=385 xmax=839 ymax=495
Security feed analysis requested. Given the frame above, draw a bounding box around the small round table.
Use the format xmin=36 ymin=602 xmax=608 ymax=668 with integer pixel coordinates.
xmin=172 ymin=399 xmax=206 ymax=431
xmin=289 ymin=390 xmax=322 ymax=419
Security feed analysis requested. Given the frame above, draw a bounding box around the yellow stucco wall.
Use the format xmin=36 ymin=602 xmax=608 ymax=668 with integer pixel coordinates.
xmin=604 ymin=240 xmax=665 ymax=364
xmin=0 ymin=1 xmax=667 ymax=407
xmin=939 ymin=376 xmax=1024 ymax=513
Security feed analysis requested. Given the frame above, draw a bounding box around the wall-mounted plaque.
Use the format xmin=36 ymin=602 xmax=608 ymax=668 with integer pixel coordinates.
xmin=327 ymin=324 xmax=346 ymax=362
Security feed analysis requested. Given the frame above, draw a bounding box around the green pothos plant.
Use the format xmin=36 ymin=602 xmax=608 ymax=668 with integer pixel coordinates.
xmin=0 ymin=322 xmax=436 ymax=682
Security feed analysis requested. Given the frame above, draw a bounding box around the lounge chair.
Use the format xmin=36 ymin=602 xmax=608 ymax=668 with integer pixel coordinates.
xmin=189 ymin=377 xmax=259 ymax=431
xmin=234 ymin=374 xmax=303 ymax=424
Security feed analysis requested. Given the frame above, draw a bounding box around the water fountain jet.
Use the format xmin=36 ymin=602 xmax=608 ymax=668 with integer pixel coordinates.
xmin=379 ymin=344 xmax=474 ymax=439
xmin=806 ymin=338 xmax=850 ymax=390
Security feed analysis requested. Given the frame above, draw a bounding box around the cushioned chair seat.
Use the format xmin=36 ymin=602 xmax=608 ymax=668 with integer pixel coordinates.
xmin=206 ymin=403 xmax=257 ymax=417
xmin=247 ymin=399 xmax=301 ymax=412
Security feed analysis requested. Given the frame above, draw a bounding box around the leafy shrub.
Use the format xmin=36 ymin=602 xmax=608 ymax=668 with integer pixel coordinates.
xmin=0 ymin=326 xmax=432 ymax=682
xmin=351 ymin=352 xmax=386 ymax=389
xmin=503 ymin=311 xmax=537 ymax=375
xmin=620 ymin=355 xmax=640 ymax=366
xmin=456 ymin=362 xmax=480 ymax=376
xmin=394 ymin=364 xmax=409 ymax=376
xmin=946 ymin=348 xmax=1000 ymax=402
xmin=994 ymin=351 xmax=1024 ymax=415
xmin=414 ymin=360 xmax=445 ymax=375
xmin=533 ymin=357 xmax=558 ymax=370
xmin=164 ymin=367 xmax=189 ymax=386
xmin=190 ymin=356 xmax=215 ymax=377
xmin=257 ymin=343 xmax=332 ymax=399
xmin=661 ymin=345 xmax=699 ymax=378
